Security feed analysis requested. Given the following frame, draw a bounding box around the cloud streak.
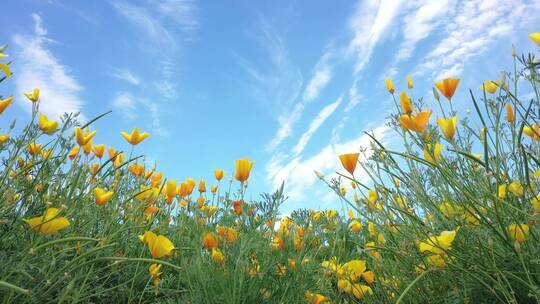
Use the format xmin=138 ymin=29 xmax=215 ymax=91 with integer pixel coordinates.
xmin=12 ymin=13 xmax=85 ymax=120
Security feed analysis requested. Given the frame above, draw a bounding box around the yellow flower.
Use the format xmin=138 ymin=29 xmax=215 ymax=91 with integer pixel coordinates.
xmin=529 ymin=32 xmax=540 ymax=46
xmin=198 ymin=179 xmax=206 ymax=193
xmin=40 ymin=149 xmax=53 ymax=160
xmin=0 ymin=63 xmax=11 ymax=78
xmin=23 ymin=207 xmax=70 ymax=234
xmin=439 ymin=202 xmax=457 ymax=218
xmin=140 ymin=231 xmax=175 ymax=258
xmin=406 ymin=75 xmax=413 ymax=89
xmin=399 ymin=92 xmax=412 ymax=114
xmin=211 ymin=185 xmax=218 ymax=193
xmin=82 ymin=140 xmax=92 ymax=155
xmin=426 ymin=254 xmax=447 ymax=268
xmin=349 ymin=220 xmax=363 ymax=233
xmin=0 ymin=134 xmax=10 ymax=144
xmin=424 ymin=143 xmax=443 ymax=164
xmin=400 ymin=111 xmax=432 ymax=133
xmin=530 ymin=196 xmax=540 ymax=213
xmin=121 ymin=127 xmax=149 ymax=145
xmin=351 ymin=283 xmax=373 ymax=300
xmin=507 ymin=224 xmax=529 ymax=244
xmin=340 ymin=186 xmax=347 ymax=196
xmin=523 ymin=124 xmax=540 ymax=140
xmin=164 ymin=180 xmax=178 ymax=204
xmin=74 ymin=127 xmax=96 ymax=146
xmin=481 ymin=80 xmax=499 ymax=94
xmin=305 ymin=291 xmax=329 ymax=304
xmin=92 ymin=144 xmax=105 ymax=158
xmin=339 ymin=153 xmax=360 ymax=175
xmin=211 ymin=248 xmax=225 ymax=265
xmin=368 ymin=221 xmax=376 ymax=238
xmin=0 ymin=96 xmax=13 ymax=115
xmin=368 ymin=189 xmax=377 ymax=204
xmin=24 ymin=88 xmax=40 ymax=102
xmin=214 ymin=169 xmax=224 ymax=181
xmin=434 ymin=78 xmax=460 ymax=100
xmin=385 ymin=77 xmax=395 ymax=94
xmin=418 ymin=230 xmax=457 ymax=255
xmin=27 ymin=142 xmax=42 ymax=156
xmin=39 ymin=113 xmax=59 ymax=135
xmin=129 ymin=164 xmax=145 ymax=176
xmin=498 ymin=185 xmax=507 ymax=199
xmin=437 ymin=116 xmax=458 ymax=140
xmin=508 ymin=181 xmax=524 ymax=197
xmin=149 ymin=263 xmax=162 ymax=277
xmin=94 ymin=187 xmax=114 ymax=206
xmin=235 ymin=158 xmax=254 ymax=182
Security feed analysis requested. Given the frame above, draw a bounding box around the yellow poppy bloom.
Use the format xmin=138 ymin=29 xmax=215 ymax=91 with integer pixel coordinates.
xmin=0 ymin=63 xmax=11 ymax=78
xmin=0 ymin=134 xmax=10 ymax=144
xmin=481 ymin=80 xmax=498 ymax=94
xmin=198 ymin=179 xmax=206 ymax=193
xmin=305 ymin=291 xmax=329 ymax=304
xmin=68 ymin=145 xmax=80 ymax=160
xmin=94 ymin=187 xmax=114 ymax=206
xmin=434 ymin=78 xmax=460 ymax=100
xmin=400 ymin=111 xmax=432 ymax=133
xmin=24 ymin=88 xmax=40 ymax=102
xmin=120 ymin=127 xmax=150 ymax=145
xmin=385 ymin=77 xmax=395 ymax=94
xmin=523 ymin=124 xmax=540 ymax=140
xmin=529 ymin=32 xmax=540 ymax=46
xmin=23 ymin=207 xmax=70 ymax=234
xmin=424 ymin=143 xmax=443 ymax=164
xmin=203 ymin=232 xmax=218 ymax=250
xmin=339 ymin=153 xmax=360 ymax=175
xmin=211 ymin=248 xmax=225 ymax=265
xmin=38 ymin=113 xmax=59 ymax=135
xmin=235 ymin=158 xmax=254 ymax=182
xmin=349 ymin=220 xmax=363 ymax=233
xmin=74 ymin=127 xmax=96 ymax=146
xmin=27 ymin=142 xmax=42 ymax=156
xmin=0 ymin=96 xmax=13 ymax=114
xmin=92 ymin=144 xmax=105 ymax=158
xmin=508 ymin=181 xmax=524 ymax=197
xmin=437 ymin=116 xmax=458 ymax=140
xmin=406 ymin=75 xmax=413 ymax=89
xmin=399 ymin=92 xmax=412 ymax=114
xmin=530 ymin=196 xmax=540 ymax=213
xmin=507 ymin=224 xmax=529 ymax=244
xmin=214 ymin=169 xmax=224 ymax=181
xmin=140 ymin=231 xmax=175 ymax=258
xmin=418 ymin=230 xmax=457 ymax=255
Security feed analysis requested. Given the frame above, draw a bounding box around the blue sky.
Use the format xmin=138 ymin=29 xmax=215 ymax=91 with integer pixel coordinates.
xmin=1 ymin=0 xmax=540 ymax=214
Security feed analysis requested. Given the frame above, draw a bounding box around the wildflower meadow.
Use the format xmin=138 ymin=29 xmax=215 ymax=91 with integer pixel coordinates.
xmin=1 ymin=31 xmax=540 ymax=303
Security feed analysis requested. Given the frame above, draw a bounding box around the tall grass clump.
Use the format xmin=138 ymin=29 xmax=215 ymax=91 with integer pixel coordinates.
xmin=0 ymin=33 xmax=539 ymax=303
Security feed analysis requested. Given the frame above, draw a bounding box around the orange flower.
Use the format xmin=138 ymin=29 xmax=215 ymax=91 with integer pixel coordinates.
xmin=385 ymin=78 xmax=395 ymax=94
xmin=68 ymin=145 xmax=80 ymax=160
xmin=27 ymin=142 xmax=42 ymax=156
xmin=233 ymin=200 xmax=243 ymax=216
xmin=128 ymin=164 xmax=145 ymax=176
xmin=339 ymin=153 xmax=360 ymax=175
xmin=506 ymin=103 xmax=515 ymax=123
xmin=435 ymin=78 xmax=460 ymax=100
xmin=400 ymin=111 xmax=432 ymax=133
xmin=203 ymin=232 xmax=218 ymax=250
xmin=198 ymin=179 xmax=206 ymax=193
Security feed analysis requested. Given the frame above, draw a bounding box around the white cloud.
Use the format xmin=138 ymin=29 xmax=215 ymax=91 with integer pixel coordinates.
xmin=415 ymin=0 xmax=540 ymax=79
xmin=265 ymin=52 xmax=334 ymax=151
xmin=112 ymin=92 xmax=136 ymax=119
xmin=266 ymin=125 xmax=390 ymax=203
xmin=292 ymin=96 xmax=342 ymax=155
xmin=12 ymin=13 xmax=85 ymax=120
xmin=348 ymin=0 xmax=404 ymax=74
xmin=111 ymin=68 xmax=140 ymax=86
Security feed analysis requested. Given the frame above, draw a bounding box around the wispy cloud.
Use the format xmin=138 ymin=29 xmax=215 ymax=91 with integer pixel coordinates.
xmin=265 ymin=51 xmax=334 ymax=151
xmin=110 ymin=68 xmax=140 ymax=86
xmin=112 ymin=92 xmax=137 ymax=119
xmin=266 ymin=125 xmax=390 ymax=203
xmin=348 ymin=0 xmax=404 ymax=74
xmin=415 ymin=0 xmax=540 ymax=79
xmin=292 ymin=96 xmax=342 ymax=155
xmin=12 ymin=13 xmax=85 ymax=120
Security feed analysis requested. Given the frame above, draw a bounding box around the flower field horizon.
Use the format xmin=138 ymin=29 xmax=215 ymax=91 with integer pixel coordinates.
xmin=2 ymin=5 xmax=540 ymax=304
